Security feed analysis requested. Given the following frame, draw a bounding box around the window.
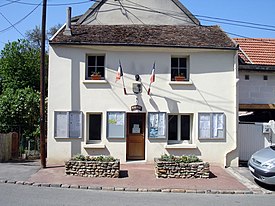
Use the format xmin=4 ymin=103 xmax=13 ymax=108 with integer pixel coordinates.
xmin=168 ymin=115 xmax=191 ymax=142
xmin=148 ymin=112 xmax=166 ymax=138
xmin=198 ymin=113 xmax=225 ymax=139
xmin=87 ymin=55 xmax=105 ymax=80
xmin=245 ymin=75 xmax=249 ymax=80
xmin=107 ymin=112 xmax=126 ymax=138
xmin=89 ymin=114 xmax=102 ymax=141
xmin=171 ymin=57 xmax=188 ymax=81
xmin=54 ymin=111 xmax=82 ymax=138
xmin=264 ymin=75 xmax=268 ymax=80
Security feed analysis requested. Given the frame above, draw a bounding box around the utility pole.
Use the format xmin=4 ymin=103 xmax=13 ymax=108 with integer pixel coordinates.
xmin=40 ymin=0 xmax=47 ymax=168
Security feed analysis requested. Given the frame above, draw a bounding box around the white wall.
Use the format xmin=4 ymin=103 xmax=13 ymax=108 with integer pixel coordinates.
xmin=47 ymin=45 xmax=238 ymax=166
xmin=239 ymin=72 xmax=275 ymax=104
xmin=82 ymin=0 xmax=196 ymax=25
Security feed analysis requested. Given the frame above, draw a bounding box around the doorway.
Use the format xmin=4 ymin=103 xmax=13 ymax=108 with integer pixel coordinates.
xmin=126 ymin=113 xmax=145 ymax=160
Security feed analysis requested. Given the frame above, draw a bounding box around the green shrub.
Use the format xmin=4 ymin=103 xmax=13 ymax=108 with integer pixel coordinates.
xmin=159 ymin=154 xmax=202 ymax=163
xmin=71 ymin=154 xmax=116 ymax=162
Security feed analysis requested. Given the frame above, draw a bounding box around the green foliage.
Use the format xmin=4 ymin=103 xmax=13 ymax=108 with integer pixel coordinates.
xmin=0 ymin=39 xmax=43 ymax=148
xmin=71 ymin=154 xmax=116 ymax=162
xmin=0 ymin=40 xmax=41 ymax=92
xmin=0 ymin=87 xmax=40 ymax=138
xmin=160 ymin=154 xmax=202 ymax=163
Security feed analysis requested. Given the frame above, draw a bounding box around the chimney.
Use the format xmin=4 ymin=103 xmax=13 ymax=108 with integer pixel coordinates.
xmin=63 ymin=7 xmax=72 ymax=36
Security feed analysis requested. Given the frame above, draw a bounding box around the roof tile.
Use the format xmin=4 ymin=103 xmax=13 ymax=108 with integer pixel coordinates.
xmin=51 ymin=25 xmax=237 ymax=50
xmin=234 ymin=38 xmax=275 ymax=65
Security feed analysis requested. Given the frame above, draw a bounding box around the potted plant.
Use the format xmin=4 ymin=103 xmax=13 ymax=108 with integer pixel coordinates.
xmin=174 ymin=73 xmax=185 ymax=81
xmin=91 ymin=72 xmax=101 ymax=80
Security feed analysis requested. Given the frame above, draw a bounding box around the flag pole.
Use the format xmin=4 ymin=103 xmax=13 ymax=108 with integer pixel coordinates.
xmin=148 ymin=61 xmax=155 ymax=95
xmin=119 ymin=60 xmax=127 ymax=95
xmin=147 ymin=82 xmax=151 ymax=95
xmin=122 ymin=76 xmax=127 ymax=95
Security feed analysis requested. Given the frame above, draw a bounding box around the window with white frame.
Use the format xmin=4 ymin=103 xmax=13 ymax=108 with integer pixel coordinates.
xmin=198 ymin=113 xmax=225 ymax=139
xmin=88 ymin=113 xmax=102 ymax=141
xmin=171 ymin=57 xmax=188 ymax=81
xmin=86 ymin=55 xmax=105 ymax=80
xmin=168 ymin=115 xmax=191 ymax=142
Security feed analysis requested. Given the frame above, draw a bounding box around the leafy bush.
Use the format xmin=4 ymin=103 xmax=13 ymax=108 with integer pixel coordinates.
xmin=159 ymin=154 xmax=202 ymax=163
xmin=71 ymin=154 xmax=116 ymax=162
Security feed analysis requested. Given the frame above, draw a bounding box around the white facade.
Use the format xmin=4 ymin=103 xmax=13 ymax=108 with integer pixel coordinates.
xmin=239 ymin=71 xmax=275 ymax=104
xmin=78 ymin=0 xmax=198 ymax=25
xmin=47 ymin=45 xmax=239 ymax=166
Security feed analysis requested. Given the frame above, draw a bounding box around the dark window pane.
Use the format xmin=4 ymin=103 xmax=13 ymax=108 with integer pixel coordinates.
xmin=88 ymin=67 xmax=96 ymax=77
xmin=97 ymin=67 xmax=105 ymax=77
xmin=171 ymin=69 xmax=179 ymax=80
xmin=171 ymin=58 xmax=178 ymax=68
xmin=88 ymin=56 xmax=96 ymax=67
xmin=179 ymin=58 xmax=186 ymax=68
xmin=168 ymin=115 xmax=177 ymax=140
xmin=181 ymin=115 xmax=190 ymax=141
xmin=89 ymin=114 xmax=101 ymax=140
xmin=97 ymin=56 xmax=105 ymax=66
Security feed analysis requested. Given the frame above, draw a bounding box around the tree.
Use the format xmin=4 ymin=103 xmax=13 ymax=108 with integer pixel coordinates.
xmin=25 ymin=24 xmax=62 ymax=49
xmin=0 ymin=40 xmax=40 ymax=92
xmin=0 ymin=39 xmax=41 ymax=148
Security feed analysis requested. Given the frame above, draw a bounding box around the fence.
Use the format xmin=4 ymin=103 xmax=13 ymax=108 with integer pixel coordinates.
xmin=0 ymin=133 xmax=19 ymax=162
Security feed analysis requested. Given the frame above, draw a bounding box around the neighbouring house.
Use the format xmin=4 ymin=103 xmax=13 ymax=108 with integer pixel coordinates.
xmin=234 ymin=38 xmax=275 ymax=122
xmin=234 ymin=38 xmax=275 ymax=161
xmin=48 ymin=0 xmax=239 ymax=167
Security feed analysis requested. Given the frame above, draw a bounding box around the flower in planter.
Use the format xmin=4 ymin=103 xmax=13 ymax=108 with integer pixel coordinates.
xmin=71 ymin=154 xmax=116 ymax=162
xmin=159 ymin=154 xmax=202 ymax=163
xmin=174 ymin=73 xmax=185 ymax=81
xmin=91 ymin=72 xmax=101 ymax=80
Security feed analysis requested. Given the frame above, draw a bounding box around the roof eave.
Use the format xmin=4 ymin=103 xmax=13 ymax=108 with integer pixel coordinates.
xmin=49 ymin=41 xmax=237 ymax=50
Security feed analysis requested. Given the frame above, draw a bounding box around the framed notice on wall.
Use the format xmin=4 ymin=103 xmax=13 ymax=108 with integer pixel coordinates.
xmin=54 ymin=111 xmax=82 ymax=138
xmin=148 ymin=112 xmax=166 ymax=138
xmin=198 ymin=113 xmax=225 ymax=139
xmin=107 ymin=112 xmax=126 ymax=138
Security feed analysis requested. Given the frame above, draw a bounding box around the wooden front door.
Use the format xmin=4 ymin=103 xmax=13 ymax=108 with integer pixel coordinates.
xmin=126 ymin=113 xmax=145 ymax=160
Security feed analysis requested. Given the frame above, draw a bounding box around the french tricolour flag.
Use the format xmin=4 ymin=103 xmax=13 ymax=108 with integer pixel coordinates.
xmin=116 ymin=63 xmax=123 ymax=82
xmin=150 ymin=63 xmax=155 ymax=83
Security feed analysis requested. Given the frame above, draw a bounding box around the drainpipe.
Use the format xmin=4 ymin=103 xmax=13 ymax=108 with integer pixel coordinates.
xmin=63 ymin=7 xmax=72 ymax=36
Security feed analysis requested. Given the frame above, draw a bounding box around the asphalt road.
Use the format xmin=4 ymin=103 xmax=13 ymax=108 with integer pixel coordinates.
xmin=1 ymin=183 xmax=275 ymax=206
xmin=0 ymin=160 xmax=40 ymax=181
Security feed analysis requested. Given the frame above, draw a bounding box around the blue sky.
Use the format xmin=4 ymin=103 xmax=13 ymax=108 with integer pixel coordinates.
xmin=0 ymin=0 xmax=275 ymax=51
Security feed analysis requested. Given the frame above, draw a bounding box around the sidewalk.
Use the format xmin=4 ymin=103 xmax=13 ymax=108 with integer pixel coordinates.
xmin=0 ymin=160 xmax=270 ymax=194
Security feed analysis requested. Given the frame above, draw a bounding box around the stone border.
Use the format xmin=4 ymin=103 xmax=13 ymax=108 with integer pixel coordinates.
xmin=155 ymin=159 xmax=210 ymax=179
xmin=1 ymin=179 xmax=273 ymax=195
xmin=65 ymin=160 xmax=120 ymax=178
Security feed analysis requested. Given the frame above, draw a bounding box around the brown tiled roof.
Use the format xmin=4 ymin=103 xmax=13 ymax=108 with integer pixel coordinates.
xmin=51 ymin=25 xmax=237 ymax=50
xmin=234 ymin=38 xmax=275 ymax=65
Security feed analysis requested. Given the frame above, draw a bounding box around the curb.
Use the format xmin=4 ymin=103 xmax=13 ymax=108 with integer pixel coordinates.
xmin=225 ymin=167 xmax=274 ymax=195
xmin=0 ymin=178 xmax=273 ymax=195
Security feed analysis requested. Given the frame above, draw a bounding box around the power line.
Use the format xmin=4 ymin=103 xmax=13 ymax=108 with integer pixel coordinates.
xmin=0 ymin=2 xmax=41 ymax=33
xmin=0 ymin=0 xmax=20 ymax=8
xmin=0 ymin=11 xmax=25 ymax=38
xmin=225 ymin=31 xmax=275 ymax=46
xmin=195 ymin=14 xmax=275 ymax=29
xmin=5 ymin=0 xmax=93 ymax=6
xmin=198 ymin=17 xmax=275 ymax=32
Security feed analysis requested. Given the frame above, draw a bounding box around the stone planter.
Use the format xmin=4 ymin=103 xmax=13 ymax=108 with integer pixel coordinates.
xmin=155 ymin=158 xmax=210 ymax=179
xmin=65 ymin=159 xmax=120 ymax=178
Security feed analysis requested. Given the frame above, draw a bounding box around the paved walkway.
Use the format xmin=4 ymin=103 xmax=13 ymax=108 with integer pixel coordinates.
xmin=0 ymin=160 xmax=274 ymax=194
